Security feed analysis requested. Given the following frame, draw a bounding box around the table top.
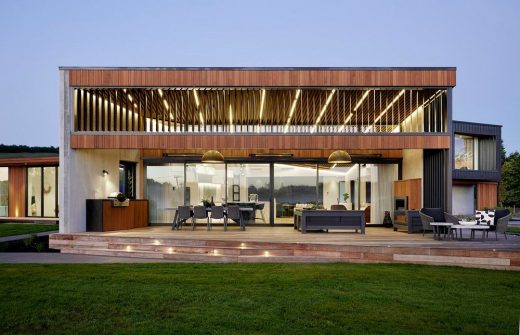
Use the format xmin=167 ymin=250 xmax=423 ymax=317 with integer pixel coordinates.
xmin=458 ymin=220 xmax=478 ymax=225
xmin=452 ymin=224 xmax=490 ymax=230
xmin=429 ymin=222 xmax=453 ymax=226
xmin=165 ymin=207 xmax=253 ymax=212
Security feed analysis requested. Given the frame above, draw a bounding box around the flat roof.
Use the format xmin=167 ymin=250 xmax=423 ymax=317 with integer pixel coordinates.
xmin=59 ymin=66 xmax=456 ymax=71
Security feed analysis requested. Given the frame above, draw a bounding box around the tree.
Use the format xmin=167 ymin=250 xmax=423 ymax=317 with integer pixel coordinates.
xmin=501 ymin=151 xmax=520 ymax=207
xmin=499 ymin=139 xmax=507 ymax=166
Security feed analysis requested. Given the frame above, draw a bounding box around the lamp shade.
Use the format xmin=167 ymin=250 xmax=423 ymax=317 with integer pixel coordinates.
xmin=327 ymin=150 xmax=352 ymax=164
xmin=201 ymin=150 xmax=224 ymax=163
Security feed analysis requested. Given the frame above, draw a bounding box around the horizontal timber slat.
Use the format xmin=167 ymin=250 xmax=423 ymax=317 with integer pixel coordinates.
xmin=68 ymin=69 xmax=456 ymax=87
xmin=70 ymin=134 xmax=450 ymax=150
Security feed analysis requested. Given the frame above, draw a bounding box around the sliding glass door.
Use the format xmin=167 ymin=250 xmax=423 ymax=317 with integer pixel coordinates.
xmin=273 ymin=164 xmax=318 ymax=224
xmin=145 ymin=162 xmax=398 ymax=225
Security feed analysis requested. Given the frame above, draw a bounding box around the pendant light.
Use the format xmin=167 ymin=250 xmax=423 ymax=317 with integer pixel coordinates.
xmin=201 ymin=150 xmax=224 ymax=163
xmin=327 ymin=150 xmax=352 ymax=164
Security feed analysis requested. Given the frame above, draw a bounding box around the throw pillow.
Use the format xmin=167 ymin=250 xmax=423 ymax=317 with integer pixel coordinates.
xmin=475 ymin=210 xmax=495 ymax=226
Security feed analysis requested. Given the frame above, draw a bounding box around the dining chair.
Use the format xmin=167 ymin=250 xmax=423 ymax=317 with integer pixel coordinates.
xmin=192 ymin=205 xmax=208 ymax=230
xmin=210 ymin=206 xmax=225 ymax=231
xmin=174 ymin=206 xmax=192 ymax=230
xmin=254 ymin=203 xmax=266 ymax=222
xmin=225 ymin=205 xmax=242 ymax=231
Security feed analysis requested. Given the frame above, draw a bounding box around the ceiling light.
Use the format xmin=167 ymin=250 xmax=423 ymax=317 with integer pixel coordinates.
xmin=229 ymin=105 xmax=233 ymax=133
xmin=193 ymin=90 xmax=200 ymax=108
xmin=199 ymin=111 xmax=204 ymax=125
xmin=158 ymin=89 xmax=163 ymax=97
xmin=201 ymin=150 xmax=224 ymax=163
xmin=127 ymin=94 xmax=133 ymax=102
xmin=133 ymin=103 xmax=138 ymax=108
xmin=338 ymin=113 xmax=354 ymax=132
xmin=328 ymin=150 xmax=352 ymax=164
xmin=284 ymin=89 xmax=302 ymax=133
xmin=354 ymin=90 xmax=371 ymax=111
xmin=163 ymin=99 xmax=169 ymax=110
xmin=311 ymin=89 xmax=336 ymax=133
xmin=259 ymin=89 xmax=266 ymax=119
xmin=373 ymin=89 xmax=405 ymax=124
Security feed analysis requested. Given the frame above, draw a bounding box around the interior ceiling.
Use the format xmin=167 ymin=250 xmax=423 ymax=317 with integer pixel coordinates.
xmin=76 ymin=88 xmax=444 ymax=127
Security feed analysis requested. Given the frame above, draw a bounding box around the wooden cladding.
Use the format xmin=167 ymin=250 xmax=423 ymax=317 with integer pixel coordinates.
xmin=477 ymin=183 xmax=498 ymax=209
xmin=70 ymin=134 xmax=450 ymax=150
xmin=8 ymin=166 xmax=25 ymax=217
xmin=86 ymin=199 xmax=149 ymax=232
xmin=68 ymin=68 xmax=456 ymax=88
xmin=394 ymin=178 xmax=422 ymax=210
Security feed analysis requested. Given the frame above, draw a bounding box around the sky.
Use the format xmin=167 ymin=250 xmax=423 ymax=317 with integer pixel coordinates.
xmin=0 ymin=0 xmax=519 ymax=153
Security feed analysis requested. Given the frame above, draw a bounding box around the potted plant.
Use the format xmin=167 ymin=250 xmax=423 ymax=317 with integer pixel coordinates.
xmin=343 ymin=192 xmax=350 ymax=202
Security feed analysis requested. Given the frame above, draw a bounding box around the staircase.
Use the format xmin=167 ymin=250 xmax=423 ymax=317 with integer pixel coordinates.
xmin=49 ymin=233 xmax=520 ymax=269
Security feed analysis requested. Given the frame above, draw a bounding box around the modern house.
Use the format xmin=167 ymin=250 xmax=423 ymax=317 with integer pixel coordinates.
xmin=56 ymin=67 xmax=501 ymax=233
xmin=0 ymin=152 xmax=59 ymax=220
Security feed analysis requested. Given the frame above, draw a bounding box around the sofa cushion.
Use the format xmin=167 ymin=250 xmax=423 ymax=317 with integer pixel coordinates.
xmin=475 ymin=210 xmax=495 ymax=226
xmin=493 ymin=208 xmax=510 ymax=225
xmin=421 ymin=208 xmax=445 ymax=222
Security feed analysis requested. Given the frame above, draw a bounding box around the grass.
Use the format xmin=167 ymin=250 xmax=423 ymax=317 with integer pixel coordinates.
xmin=0 ymin=263 xmax=519 ymax=335
xmin=507 ymin=226 xmax=520 ymax=234
xmin=0 ymin=223 xmax=58 ymax=237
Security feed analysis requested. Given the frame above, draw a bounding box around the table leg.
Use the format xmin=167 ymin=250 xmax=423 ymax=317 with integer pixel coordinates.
xmin=172 ymin=211 xmax=179 ymax=230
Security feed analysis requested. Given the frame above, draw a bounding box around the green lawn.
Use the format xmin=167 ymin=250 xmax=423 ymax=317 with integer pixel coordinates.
xmin=0 ymin=263 xmax=518 ymax=334
xmin=507 ymin=226 xmax=520 ymax=234
xmin=0 ymin=223 xmax=58 ymax=237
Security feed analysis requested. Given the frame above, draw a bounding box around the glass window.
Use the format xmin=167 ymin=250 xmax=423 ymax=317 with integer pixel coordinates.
xmin=186 ymin=164 xmax=226 ymax=206
xmin=119 ymin=161 xmax=136 ymax=199
xmin=274 ymin=164 xmax=318 ymax=223
xmin=454 ymin=134 xmax=474 ymax=170
xmin=27 ymin=167 xmax=42 ymax=216
xmin=0 ymin=167 xmax=8 ymax=216
xmin=43 ymin=167 xmax=57 ymax=217
xmin=146 ymin=165 xmax=185 ymax=225
xmin=227 ymin=164 xmax=270 ymax=223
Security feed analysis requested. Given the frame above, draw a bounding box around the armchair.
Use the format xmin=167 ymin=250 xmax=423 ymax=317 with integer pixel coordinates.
xmin=488 ymin=213 xmax=512 ymax=240
xmin=419 ymin=208 xmax=459 ymax=238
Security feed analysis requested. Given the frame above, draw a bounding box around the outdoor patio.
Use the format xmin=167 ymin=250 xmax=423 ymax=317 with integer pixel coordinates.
xmin=50 ymin=226 xmax=520 ymax=270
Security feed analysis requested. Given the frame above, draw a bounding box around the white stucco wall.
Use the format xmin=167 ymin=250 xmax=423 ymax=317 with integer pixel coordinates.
xmin=452 ymin=185 xmax=475 ymax=216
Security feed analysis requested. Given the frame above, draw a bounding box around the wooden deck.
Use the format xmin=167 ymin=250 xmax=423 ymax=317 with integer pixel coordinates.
xmin=50 ymin=226 xmax=520 ymax=270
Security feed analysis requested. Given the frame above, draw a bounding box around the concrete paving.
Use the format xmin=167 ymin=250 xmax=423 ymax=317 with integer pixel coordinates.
xmin=0 ymin=252 xmax=175 ymax=264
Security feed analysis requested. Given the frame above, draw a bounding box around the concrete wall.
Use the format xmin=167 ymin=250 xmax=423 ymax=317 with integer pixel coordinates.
xmin=452 ymin=185 xmax=475 ymax=216
xmin=62 ymin=149 xmax=140 ymax=233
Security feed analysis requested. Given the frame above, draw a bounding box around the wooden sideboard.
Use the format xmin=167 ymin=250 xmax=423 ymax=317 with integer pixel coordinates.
xmin=86 ymin=199 xmax=149 ymax=232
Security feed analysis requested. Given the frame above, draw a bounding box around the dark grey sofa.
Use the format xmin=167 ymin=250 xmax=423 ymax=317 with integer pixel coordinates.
xmin=294 ymin=209 xmax=365 ymax=234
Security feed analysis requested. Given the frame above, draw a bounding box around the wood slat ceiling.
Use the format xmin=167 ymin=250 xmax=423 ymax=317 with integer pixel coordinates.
xmin=75 ymin=88 xmax=445 ymax=132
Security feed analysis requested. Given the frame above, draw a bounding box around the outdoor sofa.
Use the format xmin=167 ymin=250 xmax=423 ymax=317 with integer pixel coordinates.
xmin=294 ymin=209 xmax=365 ymax=234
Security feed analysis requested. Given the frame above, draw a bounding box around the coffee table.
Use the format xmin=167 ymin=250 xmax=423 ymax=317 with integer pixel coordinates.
xmin=429 ymin=222 xmax=454 ymax=240
xmin=452 ymin=222 xmax=490 ymax=240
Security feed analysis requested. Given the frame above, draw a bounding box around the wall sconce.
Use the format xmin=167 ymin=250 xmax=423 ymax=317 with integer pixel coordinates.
xmin=102 ymin=170 xmax=109 ymax=177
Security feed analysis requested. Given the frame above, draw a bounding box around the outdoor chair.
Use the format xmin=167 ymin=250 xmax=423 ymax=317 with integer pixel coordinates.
xmin=330 ymin=204 xmax=347 ymax=210
xmin=254 ymin=203 xmax=266 ymax=222
xmin=225 ymin=205 xmax=242 ymax=231
xmin=192 ymin=205 xmax=208 ymax=230
xmin=173 ymin=206 xmax=192 ymax=230
xmin=210 ymin=206 xmax=225 ymax=231
xmin=486 ymin=211 xmax=512 ymax=240
xmin=419 ymin=208 xmax=459 ymax=238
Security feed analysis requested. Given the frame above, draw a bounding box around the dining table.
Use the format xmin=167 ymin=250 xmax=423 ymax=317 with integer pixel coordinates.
xmin=166 ymin=206 xmax=254 ymax=230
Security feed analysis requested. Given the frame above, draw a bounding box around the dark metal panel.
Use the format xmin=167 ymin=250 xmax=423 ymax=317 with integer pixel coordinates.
xmin=423 ymin=149 xmax=448 ymax=210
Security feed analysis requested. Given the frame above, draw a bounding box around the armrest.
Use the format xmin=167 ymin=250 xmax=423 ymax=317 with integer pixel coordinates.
xmin=496 ymin=214 xmax=512 ymax=231
xmin=444 ymin=212 xmax=460 ymax=225
xmin=419 ymin=212 xmax=434 ymax=224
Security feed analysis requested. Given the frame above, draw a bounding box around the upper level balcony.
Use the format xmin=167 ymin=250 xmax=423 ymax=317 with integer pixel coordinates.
xmin=72 ymin=87 xmax=448 ymax=135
